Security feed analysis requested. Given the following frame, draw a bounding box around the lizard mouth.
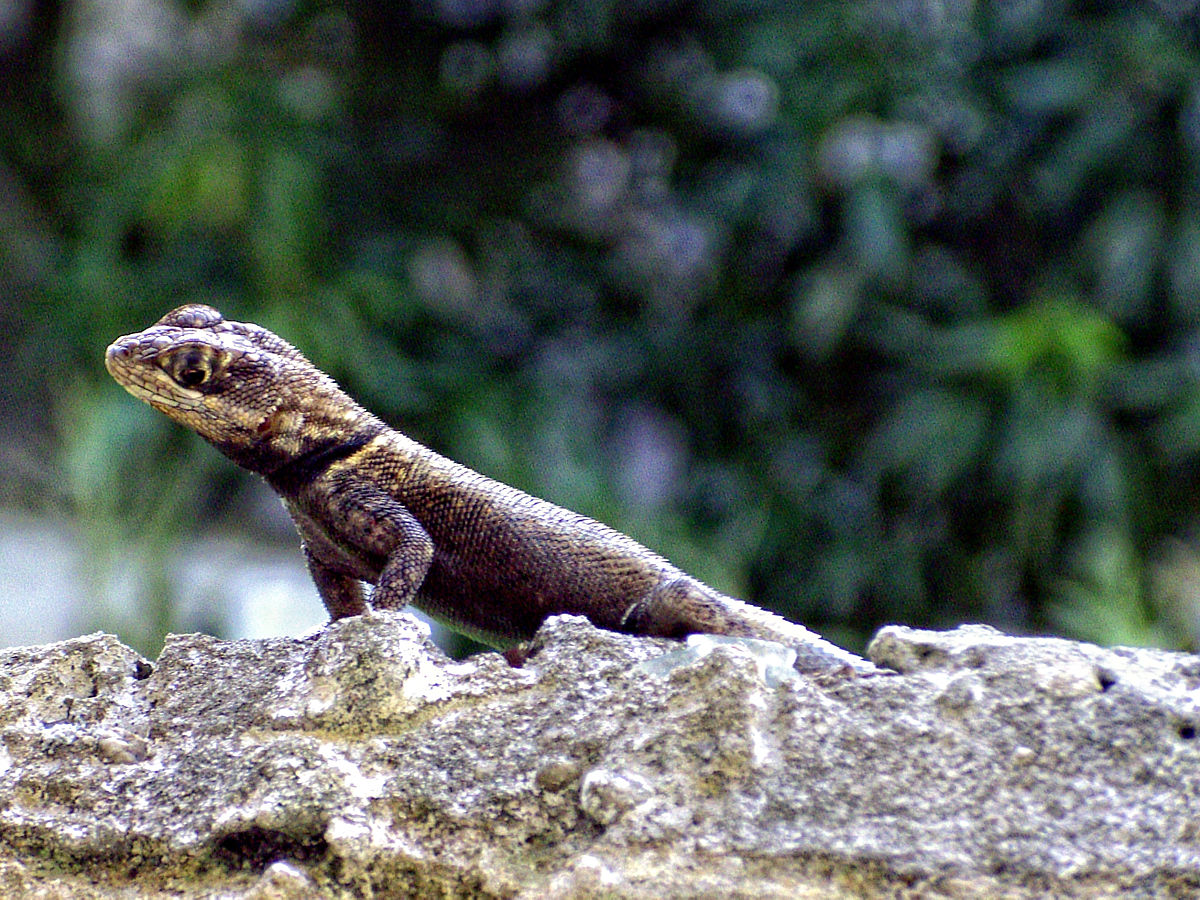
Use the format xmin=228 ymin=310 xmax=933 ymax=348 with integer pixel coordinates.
xmin=104 ymin=341 xmax=134 ymax=379
xmin=104 ymin=336 xmax=160 ymax=375
xmin=105 ymin=339 xmax=201 ymax=410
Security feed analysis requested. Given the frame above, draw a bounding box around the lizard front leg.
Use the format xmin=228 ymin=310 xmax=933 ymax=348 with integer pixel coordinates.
xmin=298 ymin=473 xmax=437 ymax=616
xmin=367 ymin=512 xmax=435 ymax=612
xmin=303 ymin=545 xmax=368 ymax=619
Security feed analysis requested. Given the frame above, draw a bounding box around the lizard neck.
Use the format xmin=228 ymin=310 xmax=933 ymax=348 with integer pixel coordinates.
xmin=218 ymin=379 xmax=387 ymax=480
xmin=263 ymin=429 xmax=380 ymax=492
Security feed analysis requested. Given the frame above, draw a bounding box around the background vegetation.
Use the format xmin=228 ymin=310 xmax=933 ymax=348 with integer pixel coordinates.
xmin=4 ymin=0 xmax=1200 ymax=655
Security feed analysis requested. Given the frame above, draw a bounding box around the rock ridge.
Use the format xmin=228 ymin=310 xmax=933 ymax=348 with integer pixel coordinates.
xmin=0 ymin=614 xmax=1197 ymax=898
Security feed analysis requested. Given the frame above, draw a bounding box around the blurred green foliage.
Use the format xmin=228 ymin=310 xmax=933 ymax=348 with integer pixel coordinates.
xmin=5 ymin=0 xmax=1200 ymax=652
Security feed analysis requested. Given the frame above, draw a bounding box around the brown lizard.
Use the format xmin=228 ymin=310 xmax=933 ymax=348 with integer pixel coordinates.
xmin=105 ymin=305 xmax=874 ymax=673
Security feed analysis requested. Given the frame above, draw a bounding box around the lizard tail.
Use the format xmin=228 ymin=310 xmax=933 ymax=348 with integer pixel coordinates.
xmin=622 ymin=577 xmax=877 ymax=674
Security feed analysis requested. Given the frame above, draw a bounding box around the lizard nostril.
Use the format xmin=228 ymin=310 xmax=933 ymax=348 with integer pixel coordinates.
xmin=104 ymin=343 xmax=133 ymax=376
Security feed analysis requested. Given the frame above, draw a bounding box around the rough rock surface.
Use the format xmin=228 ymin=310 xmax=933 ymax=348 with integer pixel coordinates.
xmin=0 ymin=613 xmax=1198 ymax=898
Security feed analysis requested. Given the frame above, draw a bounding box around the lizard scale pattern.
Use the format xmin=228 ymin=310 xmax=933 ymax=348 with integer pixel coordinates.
xmin=106 ymin=305 xmax=873 ymax=673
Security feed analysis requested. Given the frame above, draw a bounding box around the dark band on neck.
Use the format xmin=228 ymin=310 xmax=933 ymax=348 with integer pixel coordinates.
xmin=265 ymin=431 xmax=377 ymax=490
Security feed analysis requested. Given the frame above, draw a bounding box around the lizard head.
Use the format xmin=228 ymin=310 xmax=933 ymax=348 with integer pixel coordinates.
xmin=105 ymin=304 xmax=372 ymax=473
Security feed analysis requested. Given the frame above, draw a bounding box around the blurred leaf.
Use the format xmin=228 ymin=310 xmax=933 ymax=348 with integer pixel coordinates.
xmin=1166 ymin=214 xmax=1200 ymax=327
xmin=788 ymin=262 xmax=862 ymax=360
xmin=1151 ymin=387 xmax=1200 ymax=461
xmin=843 ymin=180 xmax=910 ymax=282
xmin=1082 ymin=191 xmax=1164 ymax=324
xmin=1000 ymin=54 xmax=1102 ymax=116
xmin=987 ymin=298 xmax=1126 ymax=393
xmin=145 ymin=135 xmax=249 ymax=233
xmin=1050 ymin=527 xmax=1167 ymax=648
xmin=1030 ymin=91 xmax=1142 ymax=213
xmin=250 ymin=145 xmax=323 ymax=299
xmin=992 ymin=386 xmax=1101 ymax=494
xmin=862 ymin=388 xmax=988 ymax=496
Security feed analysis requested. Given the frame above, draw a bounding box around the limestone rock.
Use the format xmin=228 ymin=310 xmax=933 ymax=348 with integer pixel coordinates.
xmin=0 ymin=615 xmax=1198 ymax=898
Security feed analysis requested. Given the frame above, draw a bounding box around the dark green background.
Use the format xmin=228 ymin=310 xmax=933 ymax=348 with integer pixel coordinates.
xmin=5 ymin=0 xmax=1200 ymax=656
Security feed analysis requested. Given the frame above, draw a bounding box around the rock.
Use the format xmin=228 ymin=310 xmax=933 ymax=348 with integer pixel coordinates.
xmin=1 ymin=615 xmax=1198 ymax=898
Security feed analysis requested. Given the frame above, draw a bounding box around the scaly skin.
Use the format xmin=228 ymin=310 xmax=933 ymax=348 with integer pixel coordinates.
xmin=105 ymin=305 xmax=874 ymax=673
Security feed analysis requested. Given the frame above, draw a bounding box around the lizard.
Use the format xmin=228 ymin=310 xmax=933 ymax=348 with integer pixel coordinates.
xmin=105 ymin=305 xmax=874 ymax=674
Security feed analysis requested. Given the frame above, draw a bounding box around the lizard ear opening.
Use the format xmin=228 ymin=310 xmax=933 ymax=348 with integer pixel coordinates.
xmin=255 ymin=415 xmax=273 ymax=436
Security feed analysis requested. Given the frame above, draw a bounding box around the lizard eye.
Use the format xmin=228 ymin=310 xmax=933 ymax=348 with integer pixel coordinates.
xmin=164 ymin=348 xmax=215 ymax=389
xmin=176 ymin=365 xmax=208 ymax=388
